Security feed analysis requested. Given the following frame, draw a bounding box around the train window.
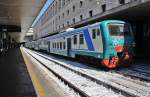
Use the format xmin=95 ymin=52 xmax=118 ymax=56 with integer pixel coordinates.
xmin=63 ymin=42 xmax=66 ymax=49
xmin=52 ymin=43 xmax=54 ymax=48
xmin=79 ymin=34 xmax=84 ymax=44
xmin=92 ymin=29 xmax=96 ymax=39
xmin=97 ymin=29 xmax=101 ymax=36
xmin=74 ymin=35 xmax=77 ymax=44
xmin=60 ymin=42 xmax=62 ymax=49
xmin=57 ymin=42 xmax=59 ymax=49
xmin=55 ymin=43 xmax=57 ymax=48
xmin=108 ymin=23 xmax=131 ymax=36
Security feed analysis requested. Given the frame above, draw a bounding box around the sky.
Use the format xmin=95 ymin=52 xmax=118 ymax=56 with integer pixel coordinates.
xmin=31 ymin=0 xmax=53 ymax=27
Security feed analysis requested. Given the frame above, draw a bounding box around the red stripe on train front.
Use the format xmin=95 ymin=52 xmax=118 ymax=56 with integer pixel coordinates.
xmin=115 ymin=46 xmax=128 ymax=52
xmin=102 ymin=57 xmax=119 ymax=69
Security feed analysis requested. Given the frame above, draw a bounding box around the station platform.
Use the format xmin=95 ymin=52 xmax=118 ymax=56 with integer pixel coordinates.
xmin=21 ymin=47 xmax=67 ymax=97
xmin=0 ymin=48 xmax=36 ymax=97
xmin=0 ymin=48 xmax=66 ymax=97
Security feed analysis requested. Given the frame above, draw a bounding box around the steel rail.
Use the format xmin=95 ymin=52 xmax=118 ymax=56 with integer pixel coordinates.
xmin=24 ymin=49 xmax=90 ymax=97
xmin=26 ymin=49 xmax=138 ymax=97
xmin=115 ymin=68 xmax=150 ymax=82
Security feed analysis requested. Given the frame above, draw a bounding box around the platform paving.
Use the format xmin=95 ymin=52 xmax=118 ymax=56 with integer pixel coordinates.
xmin=21 ymin=48 xmax=68 ymax=97
xmin=0 ymin=48 xmax=37 ymax=97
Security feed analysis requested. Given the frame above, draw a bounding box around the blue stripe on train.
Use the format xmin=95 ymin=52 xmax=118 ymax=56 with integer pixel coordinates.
xmin=83 ymin=29 xmax=95 ymax=51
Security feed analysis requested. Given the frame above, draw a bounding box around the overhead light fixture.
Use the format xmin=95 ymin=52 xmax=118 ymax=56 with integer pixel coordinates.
xmin=28 ymin=28 xmax=33 ymax=33
xmin=26 ymin=33 xmax=33 ymax=36
xmin=96 ymin=0 xmax=101 ymax=5
xmin=96 ymin=0 xmax=106 ymax=5
xmin=26 ymin=28 xmax=33 ymax=36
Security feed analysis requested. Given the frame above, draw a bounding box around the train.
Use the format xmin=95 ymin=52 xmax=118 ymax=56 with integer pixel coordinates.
xmin=25 ymin=20 xmax=134 ymax=69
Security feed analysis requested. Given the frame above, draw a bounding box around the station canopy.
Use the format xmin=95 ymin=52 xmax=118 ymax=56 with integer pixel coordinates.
xmin=0 ymin=0 xmax=46 ymax=42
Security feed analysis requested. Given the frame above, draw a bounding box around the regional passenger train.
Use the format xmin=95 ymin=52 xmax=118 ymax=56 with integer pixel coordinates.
xmin=25 ymin=20 xmax=134 ymax=69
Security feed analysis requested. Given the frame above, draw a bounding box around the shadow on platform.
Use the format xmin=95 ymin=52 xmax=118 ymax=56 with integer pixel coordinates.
xmin=0 ymin=48 xmax=37 ymax=97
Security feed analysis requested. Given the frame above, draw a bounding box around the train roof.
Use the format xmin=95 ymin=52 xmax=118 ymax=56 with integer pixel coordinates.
xmin=41 ymin=20 xmax=126 ymax=40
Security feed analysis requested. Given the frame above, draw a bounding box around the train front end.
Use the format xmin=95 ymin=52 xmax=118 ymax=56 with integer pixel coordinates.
xmin=101 ymin=20 xmax=134 ymax=69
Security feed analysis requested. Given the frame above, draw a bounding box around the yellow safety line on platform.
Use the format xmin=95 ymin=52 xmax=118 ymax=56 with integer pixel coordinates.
xmin=20 ymin=48 xmax=46 ymax=97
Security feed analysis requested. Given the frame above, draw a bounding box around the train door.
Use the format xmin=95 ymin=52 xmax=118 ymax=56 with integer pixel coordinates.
xmin=48 ymin=41 xmax=50 ymax=53
xmin=67 ymin=38 xmax=71 ymax=56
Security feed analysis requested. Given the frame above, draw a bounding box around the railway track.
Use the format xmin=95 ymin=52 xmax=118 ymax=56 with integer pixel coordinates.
xmin=29 ymin=50 xmax=150 ymax=82
xmin=24 ymin=48 xmax=150 ymax=97
xmin=31 ymin=49 xmax=150 ymax=82
xmin=24 ymin=48 xmax=126 ymax=97
xmin=115 ymin=64 xmax=150 ymax=81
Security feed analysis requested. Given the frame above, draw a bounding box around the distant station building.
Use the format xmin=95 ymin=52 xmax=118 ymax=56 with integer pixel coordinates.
xmin=33 ymin=0 xmax=150 ymax=57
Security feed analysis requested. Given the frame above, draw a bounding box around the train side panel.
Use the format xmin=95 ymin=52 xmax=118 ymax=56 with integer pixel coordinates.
xmin=46 ymin=24 xmax=104 ymax=59
xmin=87 ymin=24 xmax=103 ymax=59
xmin=49 ymin=36 xmax=68 ymax=56
xmin=39 ymin=38 xmax=48 ymax=51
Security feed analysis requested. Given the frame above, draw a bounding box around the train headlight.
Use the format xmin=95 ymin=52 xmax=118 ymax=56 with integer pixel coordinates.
xmin=98 ymin=54 xmax=101 ymax=58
